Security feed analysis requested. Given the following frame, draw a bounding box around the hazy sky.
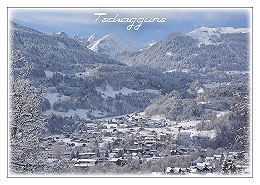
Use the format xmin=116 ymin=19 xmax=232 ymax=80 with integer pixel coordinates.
xmin=9 ymin=8 xmax=251 ymax=43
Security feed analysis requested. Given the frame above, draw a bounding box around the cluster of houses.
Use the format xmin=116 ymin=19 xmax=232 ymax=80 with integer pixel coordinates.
xmin=42 ymin=112 xmax=249 ymax=174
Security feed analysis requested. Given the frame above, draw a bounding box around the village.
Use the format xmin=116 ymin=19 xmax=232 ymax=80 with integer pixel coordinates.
xmin=42 ymin=112 xmax=250 ymax=175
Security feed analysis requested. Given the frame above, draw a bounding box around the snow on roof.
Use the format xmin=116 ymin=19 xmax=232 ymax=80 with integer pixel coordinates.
xmin=196 ymin=162 xmax=210 ymax=167
xmin=79 ymin=152 xmax=95 ymax=155
xmin=151 ymin=172 xmax=163 ymax=176
xmin=166 ymin=167 xmax=172 ymax=173
xmin=77 ymin=158 xmax=97 ymax=162
xmin=109 ymin=158 xmax=119 ymax=162
xmin=74 ymin=163 xmax=95 ymax=167
xmin=197 ymin=88 xmax=204 ymax=94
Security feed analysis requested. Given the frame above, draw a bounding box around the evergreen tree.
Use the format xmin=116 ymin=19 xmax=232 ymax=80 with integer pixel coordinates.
xmin=221 ymin=159 xmax=237 ymax=174
xmin=9 ymin=51 xmax=47 ymax=174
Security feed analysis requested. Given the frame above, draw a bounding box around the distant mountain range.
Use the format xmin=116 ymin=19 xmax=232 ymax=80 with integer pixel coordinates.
xmin=115 ymin=27 xmax=250 ymax=73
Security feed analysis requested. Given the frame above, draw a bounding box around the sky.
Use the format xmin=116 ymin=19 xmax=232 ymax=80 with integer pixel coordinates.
xmin=9 ymin=8 xmax=251 ymax=43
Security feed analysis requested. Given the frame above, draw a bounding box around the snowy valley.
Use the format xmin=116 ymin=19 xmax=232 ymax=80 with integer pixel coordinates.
xmin=9 ymin=22 xmax=250 ymax=175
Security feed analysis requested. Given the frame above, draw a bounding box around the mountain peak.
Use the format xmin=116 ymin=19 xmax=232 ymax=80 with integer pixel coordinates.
xmin=148 ymin=40 xmax=156 ymax=47
xmin=103 ymin=33 xmax=121 ymax=40
xmin=53 ymin=31 xmax=69 ymax=38
xmin=88 ymin=34 xmax=96 ymax=42
xmin=89 ymin=33 xmax=147 ymax=56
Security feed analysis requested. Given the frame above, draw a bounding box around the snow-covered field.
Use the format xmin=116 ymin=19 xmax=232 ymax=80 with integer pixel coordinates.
xmin=43 ymin=92 xmax=108 ymax=119
xmin=44 ymin=70 xmax=54 ymax=78
xmin=44 ymin=70 xmax=66 ymax=78
xmin=96 ymin=84 xmax=159 ymax=99
xmin=150 ymin=115 xmax=167 ymax=121
xmin=203 ymin=83 xmax=219 ymax=89
xmin=44 ymin=93 xmax=70 ymax=108
xmin=191 ymin=130 xmax=216 ymax=139
xmin=43 ymin=109 xmax=89 ymax=119
xmin=43 ymin=108 xmax=107 ymax=119
xmin=75 ymin=68 xmax=94 ymax=78
xmin=205 ymin=109 xmax=229 ymax=117
xmin=166 ymin=51 xmax=174 ymax=56
xmin=178 ymin=120 xmax=200 ymax=127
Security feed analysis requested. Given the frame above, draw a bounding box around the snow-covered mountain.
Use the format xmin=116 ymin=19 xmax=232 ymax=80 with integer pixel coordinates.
xmin=73 ymin=34 xmax=99 ymax=46
xmin=115 ymin=27 xmax=250 ymax=72
xmin=87 ymin=34 xmax=99 ymax=46
xmin=10 ymin=23 xmax=250 ymax=135
xmin=88 ymin=33 xmax=148 ymax=56
xmin=148 ymin=40 xmax=156 ymax=47
xmin=72 ymin=33 xmax=155 ymax=56
xmin=186 ymin=27 xmax=249 ymax=46
xmin=11 ymin=22 xmax=171 ymax=123
xmin=53 ymin=31 xmax=69 ymax=38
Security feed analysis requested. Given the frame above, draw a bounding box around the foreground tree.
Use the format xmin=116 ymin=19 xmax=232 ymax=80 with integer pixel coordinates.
xmin=9 ymin=51 xmax=48 ymax=174
xmin=221 ymin=159 xmax=237 ymax=174
xmin=230 ymin=91 xmax=250 ymax=151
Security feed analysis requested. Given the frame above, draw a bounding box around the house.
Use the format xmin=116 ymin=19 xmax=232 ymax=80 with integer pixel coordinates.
xmin=63 ymin=151 xmax=72 ymax=158
xmin=157 ymin=133 xmax=168 ymax=141
xmin=205 ymin=156 xmax=215 ymax=163
xmin=77 ymin=152 xmax=96 ymax=159
xmin=213 ymin=154 xmax=222 ymax=160
xmin=108 ymin=157 xmax=124 ymax=166
xmin=190 ymin=166 xmax=199 ymax=173
xmin=74 ymin=158 xmax=98 ymax=167
xmin=165 ymin=167 xmax=174 ymax=174
xmin=145 ymin=140 xmax=156 ymax=145
xmin=170 ymin=149 xmax=185 ymax=156
xmin=191 ymin=155 xmax=206 ymax=165
xmin=112 ymin=148 xmax=120 ymax=153
xmin=128 ymin=148 xmax=143 ymax=153
xmin=172 ymin=167 xmax=183 ymax=174
xmin=196 ymin=162 xmax=214 ymax=173
xmin=109 ymin=152 xmax=117 ymax=158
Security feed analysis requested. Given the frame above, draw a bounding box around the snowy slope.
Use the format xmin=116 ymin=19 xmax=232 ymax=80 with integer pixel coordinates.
xmin=87 ymin=34 xmax=99 ymax=46
xmin=72 ymin=35 xmax=89 ymax=45
xmin=89 ymin=33 xmax=148 ymax=56
xmin=139 ymin=40 xmax=157 ymax=51
xmin=115 ymin=26 xmax=249 ymax=72
xmin=53 ymin=31 xmax=69 ymax=38
xmin=73 ymin=34 xmax=99 ymax=46
xmin=96 ymin=84 xmax=160 ymax=99
xmin=186 ymin=27 xmax=249 ymax=46
xmin=148 ymin=40 xmax=156 ymax=47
